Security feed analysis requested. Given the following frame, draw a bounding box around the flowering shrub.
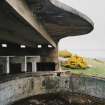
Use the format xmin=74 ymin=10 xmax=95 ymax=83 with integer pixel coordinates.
xmin=63 ymin=55 xmax=88 ymax=69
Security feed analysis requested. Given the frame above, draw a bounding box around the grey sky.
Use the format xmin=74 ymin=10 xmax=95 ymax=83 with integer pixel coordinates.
xmin=59 ymin=0 xmax=105 ymax=58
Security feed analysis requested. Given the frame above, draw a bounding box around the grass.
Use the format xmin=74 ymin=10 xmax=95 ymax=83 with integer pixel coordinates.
xmin=62 ymin=58 xmax=105 ymax=78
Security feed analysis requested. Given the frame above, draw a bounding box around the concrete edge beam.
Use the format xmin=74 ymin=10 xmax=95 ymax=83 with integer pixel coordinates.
xmin=5 ymin=0 xmax=56 ymax=47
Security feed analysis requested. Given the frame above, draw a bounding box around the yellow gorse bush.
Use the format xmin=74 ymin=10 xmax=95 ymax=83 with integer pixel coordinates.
xmin=63 ymin=55 xmax=88 ymax=69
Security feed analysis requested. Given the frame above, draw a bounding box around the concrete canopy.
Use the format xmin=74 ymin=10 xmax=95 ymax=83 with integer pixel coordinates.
xmin=27 ymin=0 xmax=94 ymax=42
xmin=0 ymin=0 xmax=93 ymax=48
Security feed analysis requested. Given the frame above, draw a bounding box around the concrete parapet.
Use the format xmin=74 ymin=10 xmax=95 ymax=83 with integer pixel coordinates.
xmin=0 ymin=73 xmax=105 ymax=105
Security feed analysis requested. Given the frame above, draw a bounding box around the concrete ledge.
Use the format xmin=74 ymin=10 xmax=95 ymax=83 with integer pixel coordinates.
xmin=0 ymin=72 xmax=105 ymax=105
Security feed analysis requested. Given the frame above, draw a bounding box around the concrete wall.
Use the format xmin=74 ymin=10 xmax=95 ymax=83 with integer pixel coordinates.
xmin=0 ymin=73 xmax=105 ymax=105
xmin=0 ymin=47 xmax=59 ymax=71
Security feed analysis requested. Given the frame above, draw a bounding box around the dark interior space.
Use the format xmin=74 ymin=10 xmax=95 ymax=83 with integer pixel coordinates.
xmin=10 ymin=63 xmax=22 ymax=74
xmin=27 ymin=62 xmax=32 ymax=72
xmin=0 ymin=65 xmax=4 ymax=74
xmin=37 ymin=62 xmax=55 ymax=71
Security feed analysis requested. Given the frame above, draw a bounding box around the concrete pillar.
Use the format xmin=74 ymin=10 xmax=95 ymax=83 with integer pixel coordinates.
xmin=24 ymin=56 xmax=27 ymax=72
xmin=6 ymin=56 xmax=10 ymax=74
xmin=41 ymin=46 xmax=59 ymax=71
xmin=27 ymin=56 xmax=40 ymax=72
xmin=32 ymin=61 xmax=36 ymax=72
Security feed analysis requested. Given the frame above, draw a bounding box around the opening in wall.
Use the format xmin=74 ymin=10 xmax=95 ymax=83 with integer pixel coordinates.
xmin=37 ymin=62 xmax=56 ymax=71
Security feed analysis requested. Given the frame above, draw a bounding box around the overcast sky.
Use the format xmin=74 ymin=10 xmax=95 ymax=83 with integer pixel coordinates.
xmin=59 ymin=0 xmax=105 ymax=58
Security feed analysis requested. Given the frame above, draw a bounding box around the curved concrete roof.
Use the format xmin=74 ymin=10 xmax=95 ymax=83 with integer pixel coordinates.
xmin=50 ymin=0 xmax=94 ymax=27
xmin=29 ymin=0 xmax=93 ymax=42
xmin=0 ymin=0 xmax=94 ymax=47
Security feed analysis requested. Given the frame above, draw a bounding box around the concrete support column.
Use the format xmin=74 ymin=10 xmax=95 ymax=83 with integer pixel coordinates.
xmin=52 ymin=47 xmax=59 ymax=71
xmin=21 ymin=63 xmax=25 ymax=72
xmin=41 ymin=46 xmax=59 ymax=71
xmin=24 ymin=56 xmax=27 ymax=72
xmin=32 ymin=61 xmax=37 ymax=72
xmin=6 ymin=56 xmax=10 ymax=74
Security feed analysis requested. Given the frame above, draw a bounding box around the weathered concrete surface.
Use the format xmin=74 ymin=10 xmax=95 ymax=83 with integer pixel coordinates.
xmin=0 ymin=73 xmax=105 ymax=105
xmin=27 ymin=0 xmax=94 ymax=42
xmin=40 ymin=46 xmax=59 ymax=70
xmin=0 ymin=1 xmax=53 ymax=47
xmin=6 ymin=0 xmax=56 ymax=47
xmin=0 ymin=0 xmax=93 ymax=48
